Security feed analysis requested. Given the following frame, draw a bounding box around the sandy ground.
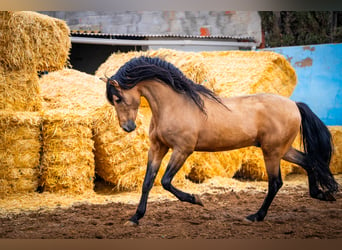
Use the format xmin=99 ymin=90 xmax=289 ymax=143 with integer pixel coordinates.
xmin=0 ymin=174 xmax=341 ymax=239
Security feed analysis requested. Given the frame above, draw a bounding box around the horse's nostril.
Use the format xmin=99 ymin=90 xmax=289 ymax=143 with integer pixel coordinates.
xmin=122 ymin=120 xmax=136 ymax=132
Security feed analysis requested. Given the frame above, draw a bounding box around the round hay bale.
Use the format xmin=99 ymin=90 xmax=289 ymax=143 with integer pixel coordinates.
xmin=200 ymin=50 xmax=297 ymax=98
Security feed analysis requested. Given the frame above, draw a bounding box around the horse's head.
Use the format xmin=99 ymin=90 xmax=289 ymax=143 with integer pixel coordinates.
xmin=103 ymin=78 xmax=141 ymax=133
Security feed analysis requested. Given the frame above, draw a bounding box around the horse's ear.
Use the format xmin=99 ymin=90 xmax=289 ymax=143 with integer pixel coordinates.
xmin=108 ymin=79 xmax=120 ymax=88
xmin=99 ymin=77 xmax=107 ymax=83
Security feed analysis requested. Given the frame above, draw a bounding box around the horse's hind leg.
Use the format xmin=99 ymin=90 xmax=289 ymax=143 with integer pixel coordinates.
xmin=246 ymin=155 xmax=283 ymax=222
xmin=283 ymin=147 xmax=335 ymax=201
xmin=161 ymin=149 xmax=204 ymax=206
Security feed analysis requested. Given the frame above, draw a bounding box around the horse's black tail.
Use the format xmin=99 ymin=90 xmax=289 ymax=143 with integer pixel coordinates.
xmin=296 ymin=102 xmax=338 ymax=193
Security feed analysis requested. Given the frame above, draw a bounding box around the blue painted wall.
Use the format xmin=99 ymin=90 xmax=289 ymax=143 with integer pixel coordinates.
xmin=261 ymin=43 xmax=342 ymax=125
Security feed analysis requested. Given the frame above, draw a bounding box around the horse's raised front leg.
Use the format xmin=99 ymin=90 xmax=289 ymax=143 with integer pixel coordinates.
xmin=127 ymin=142 xmax=169 ymax=226
xmin=161 ymin=149 xmax=204 ymax=206
xmin=246 ymin=155 xmax=283 ymax=222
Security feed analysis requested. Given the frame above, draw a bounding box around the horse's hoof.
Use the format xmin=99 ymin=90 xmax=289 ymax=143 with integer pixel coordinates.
xmin=246 ymin=213 xmax=263 ymax=222
xmin=124 ymin=220 xmax=138 ymax=227
xmin=323 ymin=191 xmax=336 ymax=201
xmin=245 ymin=214 xmax=256 ymax=222
xmin=193 ymin=194 xmax=204 ymax=206
xmin=313 ymin=191 xmax=336 ymax=201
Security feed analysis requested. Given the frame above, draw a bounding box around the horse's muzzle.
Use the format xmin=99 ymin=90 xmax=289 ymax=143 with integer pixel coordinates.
xmin=122 ymin=120 xmax=136 ymax=133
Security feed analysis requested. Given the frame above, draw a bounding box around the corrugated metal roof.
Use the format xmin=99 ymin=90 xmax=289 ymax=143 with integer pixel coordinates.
xmin=70 ymin=31 xmax=256 ymax=42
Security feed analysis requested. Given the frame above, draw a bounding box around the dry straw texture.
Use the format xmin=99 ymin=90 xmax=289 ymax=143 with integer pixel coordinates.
xmin=200 ymin=50 xmax=297 ymax=98
xmin=0 ymin=67 xmax=42 ymax=111
xmin=0 ymin=111 xmax=41 ymax=197
xmin=39 ymin=110 xmax=95 ymax=194
xmin=0 ymin=11 xmax=70 ymax=72
xmin=328 ymin=126 xmax=342 ymax=175
xmin=40 ymin=68 xmax=107 ymax=112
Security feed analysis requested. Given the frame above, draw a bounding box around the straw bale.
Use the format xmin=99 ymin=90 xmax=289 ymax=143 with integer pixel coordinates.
xmin=0 ymin=67 xmax=42 ymax=111
xmin=200 ymin=51 xmax=297 ymax=98
xmin=0 ymin=11 xmax=70 ymax=72
xmin=0 ymin=179 xmax=39 ymax=197
xmin=39 ymin=68 xmax=107 ymax=112
xmin=329 ymin=126 xmax=342 ymax=174
xmin=0 ymin=111 xmax=41 ymax=196
xmin=186 ymin=150 xmax=242 ymax=183
xmin=39 ymin=110 xmax=95 ymax=194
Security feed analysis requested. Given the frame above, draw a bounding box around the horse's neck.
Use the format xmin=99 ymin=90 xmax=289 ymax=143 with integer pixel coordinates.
xmin=137 ymin=80 xmax=181 ymax=117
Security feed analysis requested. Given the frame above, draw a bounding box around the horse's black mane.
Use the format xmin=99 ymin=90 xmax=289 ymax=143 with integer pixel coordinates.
xmin=107 ymin=56 xmax=223 ymax=113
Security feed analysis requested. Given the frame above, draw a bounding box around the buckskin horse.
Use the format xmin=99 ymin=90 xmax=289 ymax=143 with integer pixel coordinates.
xmin=103 ymin=56 xmax=338 ymax=226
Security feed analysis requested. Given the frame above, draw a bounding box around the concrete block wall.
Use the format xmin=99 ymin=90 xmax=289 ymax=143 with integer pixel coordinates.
xmin=40 ymin=11 xmax=262 ymax=45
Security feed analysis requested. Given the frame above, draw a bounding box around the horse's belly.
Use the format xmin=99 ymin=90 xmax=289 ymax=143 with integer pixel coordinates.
xmin=195 ymin=126 xmax=258 ymax=152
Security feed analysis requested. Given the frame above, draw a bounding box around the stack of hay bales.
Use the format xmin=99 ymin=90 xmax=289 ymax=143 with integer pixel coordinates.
xmin=39 ymin=69 xmax=103 ymax=193
xmin=96 ymin=49 xmax=298 ymax=183
xmin=0 ymin=11 xmax=70 ymax=196
xmin=0 ymin=11 xmax=70 ymax=111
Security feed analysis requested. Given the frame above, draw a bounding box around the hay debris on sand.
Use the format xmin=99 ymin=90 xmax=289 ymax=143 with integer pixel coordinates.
xmin=0 ymin=111 xmax=41 ymax=197
xmin=0 ymin=11 xmax=70 ymax=72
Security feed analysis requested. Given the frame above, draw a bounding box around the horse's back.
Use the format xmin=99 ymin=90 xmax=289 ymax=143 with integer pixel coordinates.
xmin=196 ymin=93 xmax=301 ymax=151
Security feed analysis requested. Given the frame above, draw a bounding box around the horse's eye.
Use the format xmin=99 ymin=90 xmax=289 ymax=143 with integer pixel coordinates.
xmin=113 ymin=95 xmax=122 ymax=104
xmin=114 ymin=97 xmax=122 ymax=104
